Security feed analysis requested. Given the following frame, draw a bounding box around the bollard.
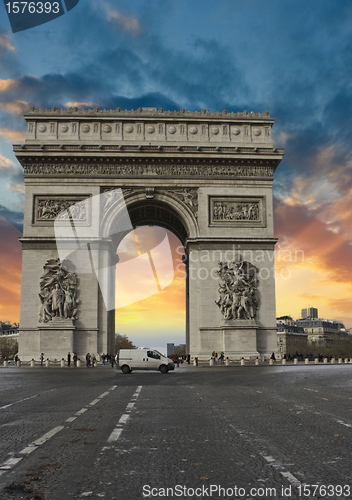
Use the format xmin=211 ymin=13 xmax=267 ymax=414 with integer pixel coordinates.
xmin=225 ymin=357 xmax=229 ymax=366
xmin=77 ymin=359 xmax=81 ymax=367
xmin=315 ymin=358 xmax=319 ymax=364
xmin=3 ymin=360 xmax=8 ymax=367
xmin=255 ymin=358 xmax=260 ymax=366
xmin=269 ymin=358 xmax=273 ymax=365
xmin=282 ymin=358 xmax=286 ymax=365
xmin=45 ymin=359 xmax=50 ymax=367
xmin=209 ymin=358 xmax=214 ymax=366
xmin=345 ymin=358 xmax=349 ymax=364
xmin=331 ymin=357 xmax=335 ymax=364
xmin=30 ymin=359 xmax=35 ymax=368
xmin=17 ymin=360 xmax=21 ymax=367
xmin=294 ymin=358 xmax=298 ymax=365
xmin=61 ymin=359 xmax=65 ymax=368
xmin=240 ymin=358 xmax=245 ymax=366
xmin=305 ymin=358 xmax=309 ymax=365
xmin=193 ymin=359 xmax=197 ymax=366
xmin=338 ymin=358 xmax=343 ymax=364
xmin=323 ymin=358 xmax=327 ymax=364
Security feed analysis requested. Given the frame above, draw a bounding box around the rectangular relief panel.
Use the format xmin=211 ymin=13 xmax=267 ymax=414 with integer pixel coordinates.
xmin=208 ymin=195 xmax=266 ymax=227
xmin=32 ymin=195 xmax=92 ymax=226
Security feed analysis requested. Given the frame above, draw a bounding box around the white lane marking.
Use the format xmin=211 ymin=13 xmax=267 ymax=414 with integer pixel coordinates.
xmin=20 ymin=445 xmax=38 ymax=455
xmin=75 ymin=408 xmax=88 ymax=416
xmin=80 ymin=492 xmax=93 ymax=497
xmin=303 ymin=388 xmax=318 ymax=393
xmin=336 ymin=419 xmax=352 ymax=428
xmin=1 ymin=385 xmax=118 ymax=476
xmin=107 ymin=386 xmax=142 ymax=443
xmin=0 ymin=389 xmax=56 ymax=410
xmin=281 ymin=471 xmax=301 ymax=486
xmin=33 ymin=426 xmax=64 ymax=446
xmin=118 ymin=414 xmax=130 ymax=425
xmin=0 ymin=457 xmax=23 ymax=469
xmin=107 ymin=428 xmax=123 ymax=443
xmin=66 ymin=416 xmax=77 ymax=423
xmin=89 ymin=399 xmax=100 ymax=406
xmin=263 ymin=455 xmax=276 ymax=463
xmin=98 ymin=392 xmax=109 ymax=398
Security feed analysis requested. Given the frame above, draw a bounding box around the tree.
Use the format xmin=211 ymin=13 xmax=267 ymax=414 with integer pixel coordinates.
xmin=0 ymin=337 xmax=18 ymax=360
xmin=115 ymin=334 xmax=137 ymax=354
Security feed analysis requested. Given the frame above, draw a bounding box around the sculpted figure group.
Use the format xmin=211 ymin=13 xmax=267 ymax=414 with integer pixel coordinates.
xmin=215 ymin=260 xmax=258 ymax=320
xmin=213 ymin=201 xmax=259 ymax=221
xmin=38 ymin=259 xmax=80 ymax=323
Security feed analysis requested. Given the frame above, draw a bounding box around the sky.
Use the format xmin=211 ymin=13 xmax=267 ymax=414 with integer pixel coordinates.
xmin=1 ymin=0 xmax=352 ymax=348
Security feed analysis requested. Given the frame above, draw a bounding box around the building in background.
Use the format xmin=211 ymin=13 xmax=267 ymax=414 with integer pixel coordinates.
xmin=295 ymin=318 xmax=346 ymax=344
xmin=276 ymin=316 xmax=307 ymax=355
xmin=0 ymin=321 xmax=19 ymax=338
xmin=301 ymin=307 xmax=318 ymax=319
xmin=167 ymin=343 xmax=186 ymax=357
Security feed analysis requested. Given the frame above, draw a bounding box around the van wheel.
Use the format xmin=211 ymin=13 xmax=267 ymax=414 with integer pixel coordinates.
xmin=160 ymin=365 xmax=168 ymax=374
xmin=121 ymin=365 xmax=131 ymax=374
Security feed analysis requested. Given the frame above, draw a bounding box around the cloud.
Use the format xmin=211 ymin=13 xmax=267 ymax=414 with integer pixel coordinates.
xmin=0 ymin=100 xmax=29 ymax=115
xmin=0 ymin=153 xmax=15 ymax=170
xmin=0 ymin=79 xmax=19 ymax=92
xmin=65 ymin=101 xmax=96 ymax=108
xmin=0 ymin=205 xmax=23 ymax=232
xmin=102 ymin=3 xmax=141 ymax=35
xmin=0 ymin=128 xmax=26 ymax=143
xmin=0 ymin=33 xmax=15 ymax=52
xmin=274 ymin=197 xmax=352 ymax=285
xmin=7 ymin=182 xmax=25 ymax=194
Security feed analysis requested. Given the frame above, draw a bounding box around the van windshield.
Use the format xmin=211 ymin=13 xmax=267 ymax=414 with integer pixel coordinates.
xmin=147 ymin=350 xmax=161 ymax=359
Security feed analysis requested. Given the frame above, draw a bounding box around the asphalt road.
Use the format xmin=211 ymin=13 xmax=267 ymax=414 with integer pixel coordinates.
xmin=0 ymin=363 xmax=351 ymax=500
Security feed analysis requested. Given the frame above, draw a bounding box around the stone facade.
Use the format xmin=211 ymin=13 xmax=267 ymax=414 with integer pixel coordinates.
xmin=14 ymin=107 xmax=284 ymax=361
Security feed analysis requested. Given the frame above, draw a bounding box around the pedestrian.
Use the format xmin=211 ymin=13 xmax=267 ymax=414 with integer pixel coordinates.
xmin=111 ymin=353 xmax=114 ymax=367
xmin=92 ymin=354 xmax=96 ymax=368
xmin=67 ymin=352 xmax=71 ymax=367
xmin=73 ymin=353 xmax=78 ymax=367
xmin=270 ymin=352 xmax=276 ymax=362
xmin=186 ymin=354 xmax=190 ymax=365
xmin=40 ymin=353 xmax=44 ymax=366
xmin=175 ymin=355 xmax=180 ymax=368
xmin=219 ymin=352 xmax=224 ymax=364
xmin=86 ymin=353 xmax=91 ymax=367
xmin=102 ymin=353 xmax=106 ymax=366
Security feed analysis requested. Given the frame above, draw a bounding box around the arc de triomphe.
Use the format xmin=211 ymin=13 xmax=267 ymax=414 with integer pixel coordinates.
xmin=14 ymin=108 xmax=283 ymax=361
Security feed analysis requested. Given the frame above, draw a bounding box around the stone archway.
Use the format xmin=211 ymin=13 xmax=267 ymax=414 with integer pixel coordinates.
xmin=101 ymin=190 xmax=197 ymax=355
xmin=15 ymin=107 xmax=284 ymax=361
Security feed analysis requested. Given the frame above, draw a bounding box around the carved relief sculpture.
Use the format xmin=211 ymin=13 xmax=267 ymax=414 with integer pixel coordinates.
xmin=215 ymin=260 xmax=258 ymax=320
xmin=24 ymin=163 xmax=275 ymax=178
xmin=36 ymin=198 xmax=86 ymax=221
xmin=171 ymin=189 xmax=198 ymax=217
xmin=38 ymin=259 xmax=80 ymax=323
xmin=213 ymin=201 xmax=259 ymax=221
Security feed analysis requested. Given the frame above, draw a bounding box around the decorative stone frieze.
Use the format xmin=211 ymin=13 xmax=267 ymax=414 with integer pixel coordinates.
xmin=38 ymin=258 xmax=80 ymax=323
xmin=209 ymin=196 xmax=266 ymax=227
xmin=215 ymin=261 xmax=258 ymax=320
xmin=23 ymin=162 xmax=276 ymax=178
xmin=33 ymin=196 xmax=90 ymax=224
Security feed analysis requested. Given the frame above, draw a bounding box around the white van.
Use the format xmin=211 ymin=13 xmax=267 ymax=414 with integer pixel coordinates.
xmin=118 ymin=348 xmax=175 ymax=374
